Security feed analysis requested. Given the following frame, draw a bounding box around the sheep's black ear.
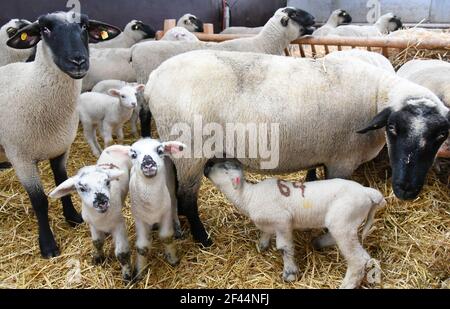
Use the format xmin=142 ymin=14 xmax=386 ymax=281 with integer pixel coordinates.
xmin=88 ymin=20 xmax=121 ymax=42
xmin=357 ymin=107 xmax=392 ymax=134
xmin=6 ymin=22 xmax=41 ymax=49
xmin=281 ymin=16 xmax=289 ymax=27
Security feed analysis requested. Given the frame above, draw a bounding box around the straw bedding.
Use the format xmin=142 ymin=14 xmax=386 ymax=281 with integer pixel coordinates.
xmin=1 ymin=28 xmax=449 ymax=288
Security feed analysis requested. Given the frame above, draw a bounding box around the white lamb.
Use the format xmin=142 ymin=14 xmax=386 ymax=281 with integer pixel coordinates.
xmin=0 ymin=19 xmax=33 ymax=66
xmin=91 ymin=20 xmax=155 ymax=49
xmin=78 ymin=84 xmax=145 ymax=157
xmin=204 ymin=159 xmax=385 ymax=289
xmin=161 ymin=27 xmax=199 ymax=41
xmin=312 ymin=9 xmax=352 ymax=37
xmin=327 ymin=13 xmax=402 ymax=37
xmin=128 ymin=138 xmax=185 ymax=278
xmin=49 ymin=145 xmax=132 ymax=281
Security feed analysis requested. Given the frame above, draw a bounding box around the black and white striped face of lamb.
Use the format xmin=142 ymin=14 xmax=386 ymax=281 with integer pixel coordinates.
xmin=388 ymin=15 xmax=403 ymax=32
xmin=49 ymin=166 xmax=124 ymax=214
xmin=131 ymin=20 xmax=156 ymax=39
xmin=338 ymin=10 xmax=352 ymax=25
xmin=358 ymin=100 xmax=450 ymax=200
xmin=129 ymin=139 xmax=186 ymax=179
xmin=6 ymin=11 xmax=121 ymax=79
xmin=5 ymin=19 xmax=32 ymax=38
xmin=280 ymin=7 xmax=316 ymax=36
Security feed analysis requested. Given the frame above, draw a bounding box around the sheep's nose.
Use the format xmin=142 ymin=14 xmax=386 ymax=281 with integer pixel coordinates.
xmin=131 ymin=102 xmax=137 ymax=108
xmin=69 ymin=56 xmax=86 ymax=67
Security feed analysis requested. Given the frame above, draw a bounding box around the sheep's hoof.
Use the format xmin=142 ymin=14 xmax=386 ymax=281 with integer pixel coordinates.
xmin=165 ymin=254 xmax=180 ymax=267
xmin=197 ymin=237 xmax=213 ymax=248
xmin=92 ymin=254 xmax=106 ymax=265
xmin=122 ymin=271 xmax=132 ymax=282
xmin=282 ymin=270 xmax=298 ymax=282
xmin=39 ymin=237 xmax=60 ymax=259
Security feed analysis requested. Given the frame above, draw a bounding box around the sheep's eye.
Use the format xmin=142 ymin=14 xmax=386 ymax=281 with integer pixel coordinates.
xmin=80 ymin=24 xmax=87 ymax=31
xmin=130 ymin=150 xmax=137 ymax=159
xmin=79 ymin=186 xmax=87 ymax=193
xmin=184 ymin=20 xmax=189 ymax=25
xmin=105 ymin=180 xmax=111 ymax=187
xmin=387 ymin=124 xmax=396 ymax=135
xmin=437 ymin=131 xmax=448 ymax=141
xmin=121 ymin=95 xmax=125 ymax=99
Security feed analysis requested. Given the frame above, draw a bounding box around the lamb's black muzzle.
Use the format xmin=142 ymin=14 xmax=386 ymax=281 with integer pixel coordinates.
xmin=93 ymin=192 xmax=109 ymax=213
xmin=141 ymin=155 xmax=158 ymax=177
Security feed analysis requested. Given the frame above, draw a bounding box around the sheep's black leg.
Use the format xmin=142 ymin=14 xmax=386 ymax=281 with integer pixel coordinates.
xmin=178 ymin=185 xmax=212 ymax=247
xmin=306 ymin=169 xmax=317 ymax=181
xmin=139 ymin=106 xmax=152 ymax=138
xmin=12 ymin=160 xmax=59 ymax=258
xmin=50 ymin=152 xmax=83 ymax=226
xmin=0 ymin=162 xmax=12 ymax=169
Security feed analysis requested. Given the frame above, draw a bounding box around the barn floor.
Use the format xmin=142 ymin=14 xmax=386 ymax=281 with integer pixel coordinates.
xmin=0 ymin=123 xmax=448 ymax=289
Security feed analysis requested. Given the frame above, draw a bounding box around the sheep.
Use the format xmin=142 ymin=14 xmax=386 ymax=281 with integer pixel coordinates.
xmin=220 ymin=26 xmax=262 ymax=35
xmin=82 ymin=47 xmax=136 ymax=92
xmin=0 ymin=12 xmax=120 ymax=258
xmin=0 ymin=19 xmax=33 ymax=66
xmin=78 ymin=84 xmax=145 ymax=157
xmin=91 ymin=80 xmax=142 ymax=137
xmin=132 ymin=7 xmax=315 ymax=137
xmin=144 ymin=49 xmax=450 ymax=246
xmin=204 ymin=159 xmax=385 ymax=288
xmin=177 ymin=14 xmax=204 ymax=32
xmin=397 ymin=59 xmax=450 ymax=158
xmin=91 ymin=20 xmax=155 ymax=49
xmin=324 ymin=49 xmax=395 ymax=73
xmin=49 ymin=145 xmax=132 ymax=281
xmin=312 ymin=9 xmax=352 ymax=37
xmin=161 ymin=27 xmax=199 ymax=42
xmin=128 ymin=138 xmax=185 ymax=278
xmin=326 ymin=13 xmax=402 ymax=37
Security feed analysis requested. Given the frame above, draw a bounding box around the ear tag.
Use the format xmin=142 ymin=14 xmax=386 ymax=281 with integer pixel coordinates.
xmin=21 ymin=32 xmax=28 ymax=41
xmin=100 ymin=30 xmax=109 ymax=40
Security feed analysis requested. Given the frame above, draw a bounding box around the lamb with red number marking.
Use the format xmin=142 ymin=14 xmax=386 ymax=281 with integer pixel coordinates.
xmin=204 ymin=159 xmax=385 ymax=289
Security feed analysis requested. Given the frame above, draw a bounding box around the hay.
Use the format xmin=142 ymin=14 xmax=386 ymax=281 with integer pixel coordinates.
xmin=0 ymin=121 xmax=448 ymax=289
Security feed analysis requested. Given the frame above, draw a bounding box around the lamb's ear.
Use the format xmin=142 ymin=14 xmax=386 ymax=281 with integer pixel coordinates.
xmin=357 ymin=107 xmax=392 ymax=134
xmin=281 ymin=16 xmax=289 ymax=27
xmin=135 ymin=84 xmax=145 ymax=93
xmin=105 ymin=169 xmax=125 ymax=181
xmin=49 ymin=178 xmax=77 ymax=199
xmin=160 ymin=141 xmax=186 ymax=155
xmin=105 ymin=145 xmax=131 ymax=157
xmin=7 ymin=22 xmax=41 ymax=49
xmin=108 ymin=89 xmax=121 ymax=97
xmin=88 ymin=20 xmax=121 ymax=42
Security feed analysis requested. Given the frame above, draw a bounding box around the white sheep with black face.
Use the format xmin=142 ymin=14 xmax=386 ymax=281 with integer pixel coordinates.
xmin=326 ymin=13 xmax=402 ymax=37
xmin=128 ymin=138 xmax=185 ymax=279
xmin=0 ymin=19 xmax=33 ymax=66
xmin=312 ymin=9 xmax=352 ymax=37
xmin=177 ymin=14 xmax=204 ymax=32
xmin=78 ymin=84 xmax=145 ymax=157
xmin=91 ymin=20 xmax=155 ymax=49
xmin=49 ymin=145 xmax=132 ymax=281
xmin=204 ymin=159 xmax=385 ymax=288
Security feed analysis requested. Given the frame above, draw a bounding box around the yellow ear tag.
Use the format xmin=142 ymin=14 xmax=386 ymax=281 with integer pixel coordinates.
xmin=100 ymin=30 xmax=109 ymax=40
xmin=21 ymin=32 xmax=28 ymax=41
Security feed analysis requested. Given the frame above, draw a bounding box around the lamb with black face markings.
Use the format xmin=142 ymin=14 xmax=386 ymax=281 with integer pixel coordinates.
xmin=128 ymin=138 xmax=185 ymax=279
xmin=144 ymin=49 xmax=449 ymax=246
xmin=0 ymin=11 xmax=120 ymax=258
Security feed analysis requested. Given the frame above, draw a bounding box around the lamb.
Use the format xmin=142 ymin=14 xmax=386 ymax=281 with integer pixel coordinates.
xmin=78 ymin=84 xmax=145 ymax=157
xmin=132 ymin=7 xmax=315 ymax=136
xmin=91 ymin=20 xmax=155 ymax=49
xmin=91 ymin=80 xmax=143 ymax=137
xmin=161 ymin=27 xmax=199 ymax=41
xmin=312 ymin=9 xmax=352 ymax=37
xmin=177 ymin=14 xmax=204 ymax=32
xmin=324 ymin=49 xmax=395 ymax=73
xmin=144 ymin=49 xmax=449 ymax=247
xmin=128 ymin=138 xmax=185 ymax=278
xmin=326 ymin=13 xmax=402 ymax=37
xmin=204 ymin=159 xmax=385 ymax=288
xmin=0 ymin=19 xmax=33 ymax=66
xmin=0 ymin=12 xmax=120 ymax=258
xmin=49 ymin=145 xmax=132 ymax=281
xmin=397 ymin=59 xmax=450 ymax=158
xmin=82 ymin=47 xmax=136 ymax=92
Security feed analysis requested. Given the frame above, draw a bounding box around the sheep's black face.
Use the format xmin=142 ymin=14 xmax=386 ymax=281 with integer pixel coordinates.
xmin=189 ymin=16 xmax=204 ymax=32
xmin=389 ymin=16 xmax=403 ymax=32
xmin=358 ymin=103 xmax=449 ymax=200
xmin=338 ymin=10 xmax=352 ymax=24
xmin=282 ymin=7 xmax=316 ymax=35
xmin=132 ymin=21 xmax=156 ymax=39
xmin=6 ymin=19 xmax=31 ymax=38
xmin=6 ymin=12 xmax=121 ymax=79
